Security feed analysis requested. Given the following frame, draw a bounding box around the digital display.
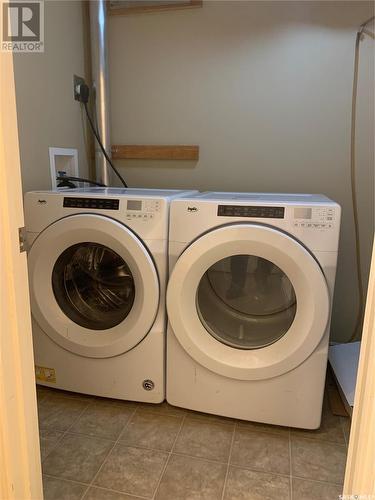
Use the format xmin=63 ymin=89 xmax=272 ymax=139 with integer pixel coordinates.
xmin=63 ymin=197 xmax=119 ymax=210
xmin=127 ymin=200 xmax=142 ymax=211
xmin=218 ymin=205 xmax=285 ymax=219
xmin=294 ymin=207 xmax=312 ymax=219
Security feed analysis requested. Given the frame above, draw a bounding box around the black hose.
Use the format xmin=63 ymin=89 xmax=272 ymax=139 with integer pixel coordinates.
xmin=56 ymin=176 xmax=106 ymax=187
xmin=83 ymin=102 xmax=128 ymax=188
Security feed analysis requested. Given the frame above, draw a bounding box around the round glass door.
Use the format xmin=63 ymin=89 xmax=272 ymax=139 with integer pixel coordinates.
xmin=196 ymin=255 xmax=296 ymax=349
xmin=167 ymin=223 xmax=330 ymax=380
xmin=52 ymin=243 xmax=135 ymax=330
xmin=28 ymin=213 xmax=160 ymax=358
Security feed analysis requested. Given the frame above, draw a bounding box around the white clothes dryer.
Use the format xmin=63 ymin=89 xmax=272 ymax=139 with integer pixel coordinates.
xmin=25 ymin=187 xmax=196 ymax=402
xmin=166 ymin=192 xmax=341 ymax=428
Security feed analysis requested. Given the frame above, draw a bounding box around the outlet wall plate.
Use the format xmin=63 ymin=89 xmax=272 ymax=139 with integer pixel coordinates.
xmin=49 ymin=147 xmax=79 ymax=189
xmin=74 ymin=75 xmax=86 ymax=101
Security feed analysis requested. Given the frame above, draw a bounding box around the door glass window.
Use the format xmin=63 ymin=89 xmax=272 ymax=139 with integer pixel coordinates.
xmin=196 ymin=255 xmax=296 ymax=349
xmin=52 ymin=243 xmax=135 ymax=330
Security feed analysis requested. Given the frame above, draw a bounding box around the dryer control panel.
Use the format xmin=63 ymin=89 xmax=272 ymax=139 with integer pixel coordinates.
xmin=293 ymin=206 xmax=336 ymax=229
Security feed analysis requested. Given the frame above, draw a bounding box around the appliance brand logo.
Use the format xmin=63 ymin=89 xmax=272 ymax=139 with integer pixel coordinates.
xmin=1 ymin=1 xmax=44 ymax=52
xmin=187 ymin=206 xmax=198 ymax=213
xmin=37 ymin=199 xmax=47 ymax=204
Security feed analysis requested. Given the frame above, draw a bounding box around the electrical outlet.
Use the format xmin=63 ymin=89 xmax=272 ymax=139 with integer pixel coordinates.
xmin=73 ymin=75 xmax=86 ymax=101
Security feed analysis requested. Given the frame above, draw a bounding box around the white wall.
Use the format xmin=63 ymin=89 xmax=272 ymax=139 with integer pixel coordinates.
xmin=14 ymin=1 xmax=91 ymax=193
xmin=109 ymin=1 xmax=374 ymax=342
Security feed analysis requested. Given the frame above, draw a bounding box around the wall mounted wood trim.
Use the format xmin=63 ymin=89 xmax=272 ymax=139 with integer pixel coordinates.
xmin=111 ymin=145 xmax=199 ymax=160
xmin=108 ymin=1 xmax=202 ymax=16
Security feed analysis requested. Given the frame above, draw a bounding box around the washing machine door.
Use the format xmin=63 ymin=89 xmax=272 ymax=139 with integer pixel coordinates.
xmin=167 ymin=223 xmax=330 ymax=381
xmin=28 ymin=214 xmax=159 ymax=358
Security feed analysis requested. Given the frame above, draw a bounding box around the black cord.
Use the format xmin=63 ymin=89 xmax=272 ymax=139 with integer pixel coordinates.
xmin=56 ymin=176 xmax=106 ymax=187
xmin=83 ymin=102 xmax=128 ymax=188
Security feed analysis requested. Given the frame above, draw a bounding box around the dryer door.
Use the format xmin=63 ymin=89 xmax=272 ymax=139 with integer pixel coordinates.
xmin=28 ymin=214 xmax=159 ymax=358
xmin=167 ymin=223 xmax=330 ymax=380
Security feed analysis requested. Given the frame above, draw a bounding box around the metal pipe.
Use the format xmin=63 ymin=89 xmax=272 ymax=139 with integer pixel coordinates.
xmin=89 ymin=0 xmax=110 ymax=186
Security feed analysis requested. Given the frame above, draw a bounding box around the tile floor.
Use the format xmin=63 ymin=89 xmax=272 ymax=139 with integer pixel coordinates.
xmin=37 ymin=386 xmax=350 ymax=500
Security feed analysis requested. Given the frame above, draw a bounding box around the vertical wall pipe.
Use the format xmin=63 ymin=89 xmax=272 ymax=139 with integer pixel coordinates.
xmin=89 ymin=0 xmax=110 ymax=186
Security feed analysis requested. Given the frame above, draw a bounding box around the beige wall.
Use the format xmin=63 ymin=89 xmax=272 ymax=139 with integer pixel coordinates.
xmin=14 ymin=0 xmax=91 ymax=193
xmin=108 ymin=1 xmax=374 ymax=342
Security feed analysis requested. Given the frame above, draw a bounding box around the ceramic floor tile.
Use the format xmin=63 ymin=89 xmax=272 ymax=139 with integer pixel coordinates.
xmin=52 ymin=390 xmax=95 ymax=401
xmin=42 ymin=433 xmax=113 ymax=483
xmin=341 ymin=417 xmax=351 ymax=445
xmin=84 ymin=486 xmax=139 ymax=499
xmin=137 ymin=401 xmax=186 ymax=417
xmin=185 ymin=409 xmax=236 ymax=427
xmin=292 ymin=477 xmax=342 ymax=500
xmin=155 ymin=454 xmax=227 ymax=500
xmin=291 ymin=406 xmax=345 ymax=444
xmin=36 ymin=386 xmax=49 ymax=402
xmin=95 ymin=397 xmax=138 ymax=409
xmin=43 ymin=475 xmax=87 ymax=500
xmin=94 ymin=443 xmax=168 ymax=498
xmin=230 ymin=428 xmax=290 ymax=475
xmin=70 ymin=402 xmax=135 ymax=440
xmin=119 ymin=411 xmax=182 ymax=451
xmin=224 ymin=466 xmax=290 ymax=500
xmin=39 ymin=429 xmax=64 ymax=461
xmin=291 ymin=437 xmax=347 ymax=484
xmin=237 ymin=419 xmax=290 ymax=436
xmin=174 ymin=418 xmax=233 ymax=462
xmin=38 ymin=395 xmax=90 ymax=432
xmin=39 ymin=386 xmax=94 ymax=401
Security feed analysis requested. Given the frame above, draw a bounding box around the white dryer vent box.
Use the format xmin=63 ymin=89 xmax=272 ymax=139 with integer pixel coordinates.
xmin=49 ymin=147 xmax=79 ymax=189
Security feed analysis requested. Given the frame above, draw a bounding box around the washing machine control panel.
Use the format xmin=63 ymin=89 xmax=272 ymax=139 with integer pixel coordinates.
xmin=218 ymin=205 xmax=285 ymax=218
xmin=293 ymin=206 xmax=336 ymax=229
xmin=63 ymin=197 xmax=120 ymax=210
xmin=125 ymin=199 xmax=161 ymax=221
xmin=62 ymin=197 xmax=161 ymax=221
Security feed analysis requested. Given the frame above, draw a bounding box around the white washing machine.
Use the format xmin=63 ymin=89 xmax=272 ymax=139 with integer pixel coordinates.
xmin=24 ymin=187 xmax=196 ymax=403
xmin=167 ymin=192 xmax=341 ymax=428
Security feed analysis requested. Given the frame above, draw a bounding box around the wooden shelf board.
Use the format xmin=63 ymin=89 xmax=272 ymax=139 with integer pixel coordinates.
xmin=108 ymin=1 xmax=202 ymax=16
xmin=111 ymin=145 xmax=199 ymax=160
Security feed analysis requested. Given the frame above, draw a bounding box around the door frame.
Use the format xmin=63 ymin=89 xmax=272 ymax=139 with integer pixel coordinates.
xmin=343 ymin=238 xmax=375 ymax=496
xmin=0 ymin=50 xmax=43 ymax=498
